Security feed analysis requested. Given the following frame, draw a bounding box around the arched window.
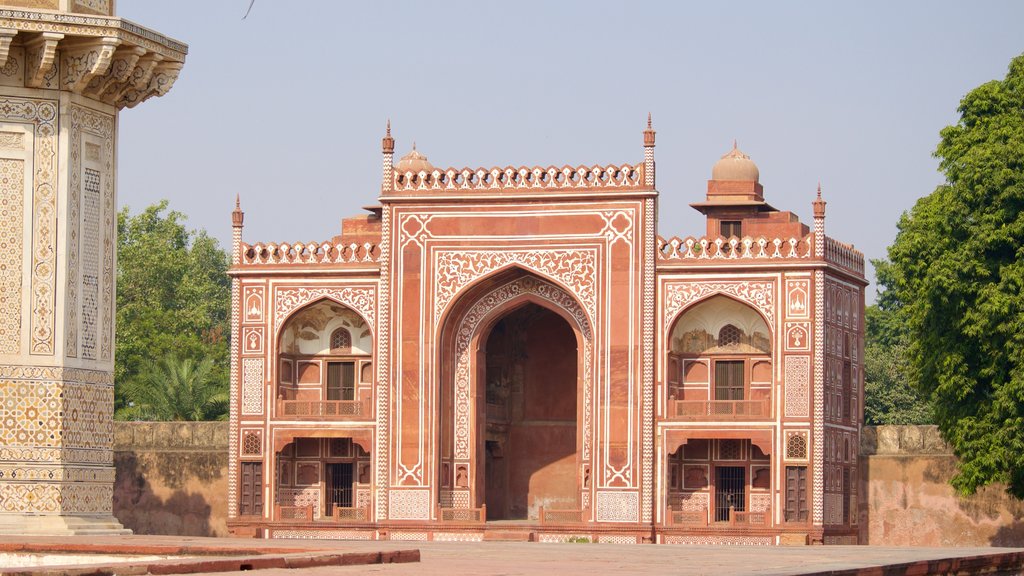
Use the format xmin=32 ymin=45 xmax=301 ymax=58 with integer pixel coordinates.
xmin=718 ymin=324 xmax=741 ymax=347
xmin=330 ymin=328 xmax=352 ymax=353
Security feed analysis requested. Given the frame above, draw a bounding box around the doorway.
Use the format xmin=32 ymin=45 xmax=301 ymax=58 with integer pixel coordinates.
xmin=482 ymin=303 xmax=578 ymax=520
xmin=326 ymin=462 xmax=353 ymax=515
xmin=715 ymin=466 xmax=746 ymax=521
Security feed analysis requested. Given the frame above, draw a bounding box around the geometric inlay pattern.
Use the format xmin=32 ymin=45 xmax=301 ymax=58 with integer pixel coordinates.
xmin=388 ymin=489 xmax=430 ymax=520
xmin=0 ymin=158 xmax=23 ymax=354
xmin=595 ymin=490 xmax=639 ymax=523
xmin=0 ymin=98 xmax=57 ymax=355
xmin=80 ymin=167 xmax=100 ymax=360
xmin=784 ymin=355 xmax=810 ymax=418
xmin=241 ymin=358 xmax=263 ymax=415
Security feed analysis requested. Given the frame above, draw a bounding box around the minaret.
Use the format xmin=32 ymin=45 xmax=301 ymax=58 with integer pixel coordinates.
xmin=643 ymin=113 xmax=656 ymax=187
xmin=381 ymin=119 xmax=395 ymax=193
xmin=813 ymin=182 xmax=827 ymax=256
xmin=0 ymin=2 xmax=186 ymax=534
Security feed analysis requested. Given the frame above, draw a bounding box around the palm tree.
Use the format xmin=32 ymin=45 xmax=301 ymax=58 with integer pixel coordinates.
xmin=118 ymin=354 xmax=228 ymax=421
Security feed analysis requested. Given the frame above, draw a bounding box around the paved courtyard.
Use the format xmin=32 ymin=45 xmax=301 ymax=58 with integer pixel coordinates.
xmin=2 ymin=536 xmax=1023 ymax=576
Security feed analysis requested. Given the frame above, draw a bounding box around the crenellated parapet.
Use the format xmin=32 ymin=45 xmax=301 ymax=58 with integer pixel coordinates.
xmin=0 ymin=9 xmax=186 ymax=108
xmin=823 ymin=236 xmax=864 ymax=276
xmin=657 ymin=235 xmax=813 ymax=262
xmin=238 ymin=241 xmax=381 ymax=267
xmin=388 ymin=162 xmax=647 ymax=195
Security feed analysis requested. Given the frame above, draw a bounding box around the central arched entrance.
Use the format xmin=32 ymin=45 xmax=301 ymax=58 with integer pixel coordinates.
xmin=482 ymin=302 xmax=577 ymax=520
xmin=438 ymin=272 xmax=590 ymax=523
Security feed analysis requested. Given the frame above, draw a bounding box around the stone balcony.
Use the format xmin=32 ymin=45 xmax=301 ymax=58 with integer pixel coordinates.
xmin=668 ymin=398 xmax=772 ymax=421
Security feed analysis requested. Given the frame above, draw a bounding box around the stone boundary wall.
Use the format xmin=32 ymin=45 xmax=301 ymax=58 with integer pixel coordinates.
xmin=861 ymin=425 xmax=1023 ymax=547
xmin=113 ymin=421 xmax=229 ymax=537
xmin=110 ymin=422 xmax=1023 ymax=545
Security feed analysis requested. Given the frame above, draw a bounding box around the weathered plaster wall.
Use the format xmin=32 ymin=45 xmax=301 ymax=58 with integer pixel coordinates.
xmin=861 ymin=425 xmax=1024 ymax=547
xmin=110 ymin=422 xmax=1024 ymax=545
xmin=113 ymin=422 xmax=229 ymax=537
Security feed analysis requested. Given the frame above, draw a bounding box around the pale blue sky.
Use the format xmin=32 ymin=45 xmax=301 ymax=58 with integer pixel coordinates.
xmin=117 ymin=1 xmax=1023 ymax=298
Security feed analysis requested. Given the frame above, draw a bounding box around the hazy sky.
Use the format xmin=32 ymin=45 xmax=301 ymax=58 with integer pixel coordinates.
xmin=116 ymin=1 xmax=1023 ymax=299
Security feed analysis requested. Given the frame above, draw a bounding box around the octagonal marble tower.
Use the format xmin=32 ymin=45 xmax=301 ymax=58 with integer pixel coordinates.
xmin=0 ymin=1 xmax=185 ymax=534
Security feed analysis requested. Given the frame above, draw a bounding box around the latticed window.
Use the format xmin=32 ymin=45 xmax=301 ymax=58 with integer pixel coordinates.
xmin=242 ymin=431 xmax=261 ymax=455
xmin=718 ymin=439 xmax=742 ymax=460
xmin=787 ymin=433 xmax=807 ymax=460
xmin=330 ymin=328 xmax=352 ymax=352
xmin=718 ymin=324 xmax=741 ymax=347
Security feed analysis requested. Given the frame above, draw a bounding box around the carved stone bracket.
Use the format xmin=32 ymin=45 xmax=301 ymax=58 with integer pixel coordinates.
xmin=116 ymin=58 xmax=180 ymax=109
xmin=0 ymin=28 xmax=16 ymax=68
xmin=24 ymin=32 xmax=63 ymax=88
xmin=61 ymin=36 xmax=120 ymax=93
xmin=85 ymin=45 xmax=144 ymax=100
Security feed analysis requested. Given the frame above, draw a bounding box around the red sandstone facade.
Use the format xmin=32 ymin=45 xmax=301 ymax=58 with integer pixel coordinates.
xmin=226 ymin=119 xmax=866 ymax=545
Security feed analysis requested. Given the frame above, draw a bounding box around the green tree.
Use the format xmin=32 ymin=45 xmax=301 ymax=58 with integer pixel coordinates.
xmin=862 ymin=304 xmax=932 ymax=425
xmin=116 ymin=201 xmax=230 ymax=420
xmin=874 ymin=53 xmax=1024 ymax=497
xmin=119 ymin=354 xmax=228 ymax=421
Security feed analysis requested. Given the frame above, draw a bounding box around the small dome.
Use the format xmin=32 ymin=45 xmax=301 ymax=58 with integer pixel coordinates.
xmin=711 ymin=141 xmax=759 ymax=182
xmin=395 ymin=145 xmax=434 ymax=173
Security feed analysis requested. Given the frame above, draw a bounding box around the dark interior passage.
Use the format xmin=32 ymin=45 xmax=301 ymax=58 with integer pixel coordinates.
xmin=483 ymin=303 xmax=578 ymax=520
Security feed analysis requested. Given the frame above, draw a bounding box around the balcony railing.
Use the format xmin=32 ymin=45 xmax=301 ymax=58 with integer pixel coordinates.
xmin=667 ymin=506 xmax=770 ymax=527
xmin=277 ymin=398 xmax=369 ymax=419
xmin=273 ymin=504 xmax=370 ymax=523
xmin=437 ymin=505 xmax=486 ymax=523
xmin=538 ymin=506 xmax=587 ymax=524
xmin=672 ymin=399 xmax=770 ymax=420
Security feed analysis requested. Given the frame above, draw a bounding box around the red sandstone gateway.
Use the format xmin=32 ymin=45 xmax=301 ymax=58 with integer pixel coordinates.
xmin=226 ymin=118 xmax=865 ymax=545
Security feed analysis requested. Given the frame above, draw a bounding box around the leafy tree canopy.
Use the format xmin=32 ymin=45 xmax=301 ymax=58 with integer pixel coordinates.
xmin=862 ymin=304 xmax=933 ymax=425
xmin=115 ymin=201 xmax=230 ymax=420
xmin=875 ymin=53 xmax=1024 ymax=497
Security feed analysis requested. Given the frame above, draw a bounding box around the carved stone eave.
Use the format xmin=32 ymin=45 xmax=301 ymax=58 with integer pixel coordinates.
xmin=60 ymin=36 xmax=120 ymax=93
xmin=0 ymin=9 xmax=186 ymax=107
xmin=0 ymin=9 xmax=186 ymax=62
xmin=24 ymin=32 xmax=63 ymax=88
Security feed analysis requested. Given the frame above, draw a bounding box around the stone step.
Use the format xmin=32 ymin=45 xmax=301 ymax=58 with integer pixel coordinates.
xmin=483 ymin=530 xmax=533 ymax=542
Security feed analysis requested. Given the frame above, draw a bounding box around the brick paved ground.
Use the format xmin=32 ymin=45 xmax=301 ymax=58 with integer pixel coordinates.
xmin=1 ymin=536 xmax=1022 ymax=575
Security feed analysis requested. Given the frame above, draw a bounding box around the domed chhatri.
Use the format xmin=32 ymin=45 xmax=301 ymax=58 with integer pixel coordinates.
xmin=396 ymin=144 xmax=435 ymax=173
xmin=711 ymin=141 xmax=760 ymax=182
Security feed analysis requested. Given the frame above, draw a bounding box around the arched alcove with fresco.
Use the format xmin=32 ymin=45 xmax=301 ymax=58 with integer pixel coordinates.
xmin=276 ymin=299 xmax=373 ymax=417
xmin=665 ymin=295 xmax=772 ymax=420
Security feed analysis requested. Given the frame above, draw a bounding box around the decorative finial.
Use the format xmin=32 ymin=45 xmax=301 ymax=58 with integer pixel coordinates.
xmin=382 ymin=119 xmax=395 ymax=154
xmin=643 ymin=113 xmax=656 ymax=147
xmin=231 ymin=193 xmax=244 ymax=227
xmin=412 ymin=141 xmax=417 ymax=151
xmin=733 ymin=139 xmax=738 ymax=150
xmin=813 ymin=181 xmax=827 ymax=219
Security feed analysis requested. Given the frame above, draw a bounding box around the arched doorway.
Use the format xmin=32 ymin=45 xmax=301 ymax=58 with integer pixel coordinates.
xmin=438 ymin=272 xmax=590 ymax=522
xmin=482 ymin=302 xmax=577 ymax=520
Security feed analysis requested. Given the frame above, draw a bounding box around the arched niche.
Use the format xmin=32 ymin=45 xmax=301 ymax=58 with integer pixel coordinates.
xmin=665 ymin=295 xmax=773 ymax=413
xmin=276 ymin=299 xmax=373 ymax=408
